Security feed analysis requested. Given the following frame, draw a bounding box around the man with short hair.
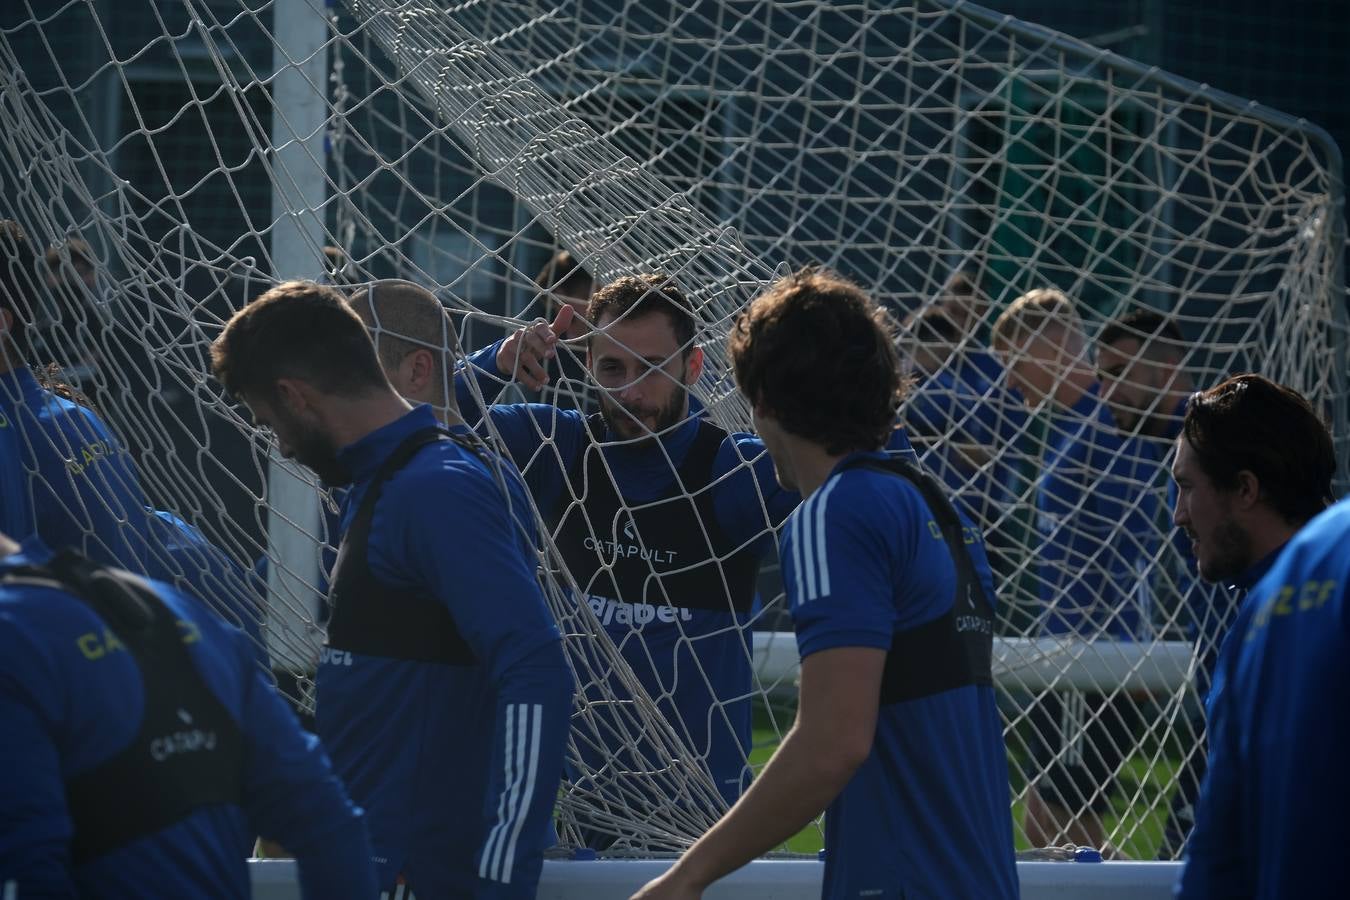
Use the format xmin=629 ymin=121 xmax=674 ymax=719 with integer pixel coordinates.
xmin=457 ymin=274 xmax=804 ymax=818
xmin=933 ymin=271 xmax=1031 ymax=588
xmin=901 ymin=306 xmax=1001 ymax=523
xmin=1167 ymin=373 xmax=1336 ymax=859
xmin=0 ymin=529 xmax=377 ymax=898
xmin=632 ymin=268 xmax=1017 ymax=900
xmin=1096 ymin=309 xmax=1194 ymax=444
xmin=991 ymin=287 xmax=1161 ymax=853
xmin=1178 ymin=493 xmax=1349 ymax=899
xmin=211 ymin=280 xmax=572 ymax=898
xmin=347 ymin=279 xmax=466 ymax=426
xmin=1094 ymin=309 xmax=1209 ymax=858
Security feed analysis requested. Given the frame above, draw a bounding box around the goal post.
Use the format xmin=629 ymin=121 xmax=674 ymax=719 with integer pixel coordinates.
xmin=264 ymin=0 xmax=329 ymax=676
xmin=1 ymin=0 xmax=1346 ymax=878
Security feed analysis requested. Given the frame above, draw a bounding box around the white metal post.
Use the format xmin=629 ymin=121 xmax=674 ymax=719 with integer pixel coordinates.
xmin=265 ymin=0 xmax=329 ymax=674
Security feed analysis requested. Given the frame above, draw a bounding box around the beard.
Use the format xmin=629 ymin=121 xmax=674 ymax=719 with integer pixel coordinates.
xmin=598 ymin=385 xmax=688 ymax=447
xmin=1195 ymin=516 xmax=1254 ymax=584
xmin=283 ymin=412 xmax=352 ymax=487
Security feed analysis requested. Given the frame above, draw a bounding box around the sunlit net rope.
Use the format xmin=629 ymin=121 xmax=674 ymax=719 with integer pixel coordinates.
xmin=1 ymin=0 xmax=1344 ymax=857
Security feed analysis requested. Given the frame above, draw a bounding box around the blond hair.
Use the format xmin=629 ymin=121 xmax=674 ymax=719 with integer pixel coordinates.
xmin=991 ymin=287 xmax=1086 ymax=353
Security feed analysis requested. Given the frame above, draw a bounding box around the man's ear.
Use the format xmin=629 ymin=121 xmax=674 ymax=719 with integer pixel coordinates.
xmin=684 ymin=345 xmax=704 ymax=386
xmin=404 ymin=348 xmax=435 ymax=393
xmin=0 ymin=307 xmax=12 ymax=335
xmin=1233 ymin=469 xmax=1262 ymax=511
xmin=274 ymin=377 xmax=312 ymax=416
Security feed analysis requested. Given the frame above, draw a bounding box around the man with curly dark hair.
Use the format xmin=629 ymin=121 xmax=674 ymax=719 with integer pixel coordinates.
xmin=634 ymin=268 xmax=1017 ymax=900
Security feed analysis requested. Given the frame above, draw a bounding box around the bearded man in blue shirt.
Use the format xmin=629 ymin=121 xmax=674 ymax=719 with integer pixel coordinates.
xmin=211 ymin=280 xmax=572 ymax=898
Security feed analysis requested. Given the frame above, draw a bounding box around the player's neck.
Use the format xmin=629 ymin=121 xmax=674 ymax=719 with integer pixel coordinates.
xmin=327 ymin=390 xmax=416 ymax=448
xmin=431 ymin=404 xmax=466 ymax=430
xmin=1247 ymin=513 xmax=1307 ymax=569
xmin=788 ymin=437 xmax=849 ymax=498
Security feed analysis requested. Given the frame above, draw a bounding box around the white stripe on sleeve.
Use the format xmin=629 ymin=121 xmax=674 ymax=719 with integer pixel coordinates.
xmin=498 ymin=703 xmax=543 ymax=884
xmin=799 ymin=493 xmax=819 ymax=601
xmin=479 ymin=703 xmax=519 ymax=880
xmin=812 ymin=475 xmax=841 ymax=599
xmin=790 ymin=508 xmax=807 ymax=605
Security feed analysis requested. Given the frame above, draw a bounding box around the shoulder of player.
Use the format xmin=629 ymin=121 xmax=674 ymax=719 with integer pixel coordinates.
xmin=380 ymin=441 xmax=522 ymax=512
xmin=1265 ymin=499 xmax=1350 ymax=582
xmin=791 ymin=466 xmax=917 ymax=534
xmin=711 ymin=430 xmax=771 ymax=471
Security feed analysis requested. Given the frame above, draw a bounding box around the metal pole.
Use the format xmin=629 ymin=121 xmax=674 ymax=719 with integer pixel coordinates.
xmin=265 ymin=0 xmax=329 ymax=674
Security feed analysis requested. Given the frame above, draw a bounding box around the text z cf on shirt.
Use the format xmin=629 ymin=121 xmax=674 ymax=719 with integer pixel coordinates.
xmin=1178 ymin=496 xmax=1350 ymax=900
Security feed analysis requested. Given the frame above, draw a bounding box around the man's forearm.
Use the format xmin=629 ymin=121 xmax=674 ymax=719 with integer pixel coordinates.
xmin=663 ymin=724 xmax=857 ymax=890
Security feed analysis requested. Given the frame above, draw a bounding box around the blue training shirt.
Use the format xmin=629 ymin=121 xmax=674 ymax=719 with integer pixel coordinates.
xmin=0 ymin=367 xmax=149 ymax=570
xmin=0 ymin=543 xmax=377 ymax=899
xmin=904 ymin=366 xmax=1003 ymax=524
xmin=315 ymin=404 xmax=571 ymax=898
xmin=955 ymin=347 xmax=1030 ymax=508
xmin=781 ymin=451 xmax=1018 ymax=900
xmin=458 ymin=344 xmax=798 ymax=804
xmin=1036 ymin=382 xmax=1160 ymax=639
xmin=143 ymin=509 xmax=268 ymax=669
xmin=1178 ymin=496 xmax=1350 ymax=899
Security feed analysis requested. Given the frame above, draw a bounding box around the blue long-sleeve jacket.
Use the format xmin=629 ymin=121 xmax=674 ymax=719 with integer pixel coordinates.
xmin=0 ymin=543 xmax=377 ymax=899
xmin=456 ymin=342 xmax=798 ymax=805
xmin=1178 ymin=497 xmax=1350 ymax=899
xmin=1035 ymin=382 xmax=1160 ymax=639
xmin=0 ymin=367 xmax=148 ymax=570
xmin=315 ymin=405 xmax=572 ymax=898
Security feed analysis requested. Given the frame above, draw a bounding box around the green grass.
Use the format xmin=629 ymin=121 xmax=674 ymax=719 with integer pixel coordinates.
xmin=748 ymin=721 xmax=826 ymax=854
xmin=749 ymin=707 xmax=1183 ymax=859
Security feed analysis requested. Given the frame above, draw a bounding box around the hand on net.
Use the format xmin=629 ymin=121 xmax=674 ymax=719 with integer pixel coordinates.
xmin=497 ymin=304 xmax=576 ymax=389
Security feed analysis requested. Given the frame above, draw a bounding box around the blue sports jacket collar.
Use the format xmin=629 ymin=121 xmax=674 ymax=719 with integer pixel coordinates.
xmin=336 ymin=404 xmax=441 ymax=486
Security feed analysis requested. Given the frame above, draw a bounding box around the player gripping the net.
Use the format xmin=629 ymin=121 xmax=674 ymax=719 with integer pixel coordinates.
xmin=211 ymin=281 xmax=572 ymax=898
xmin=456 ymin=274 xmax=800 ymax=820
xmin=634 ymin=268 xmax=1018 ymax=900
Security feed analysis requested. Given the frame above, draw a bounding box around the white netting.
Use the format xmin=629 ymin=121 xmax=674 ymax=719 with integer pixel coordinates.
xmin=1 ymin=0 xmax=1346 ymax=860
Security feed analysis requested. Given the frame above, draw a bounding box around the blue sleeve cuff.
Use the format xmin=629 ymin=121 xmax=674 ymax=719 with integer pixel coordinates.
xmin=796 ymin=626 xmax=893 ymax=659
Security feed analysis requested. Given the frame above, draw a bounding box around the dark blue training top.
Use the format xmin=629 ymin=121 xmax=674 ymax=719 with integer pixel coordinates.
xmin=315 ymin=404 xmax=572 ymax=899
xmin=782 ymin=451 xmax=1018 ymax=900
xmin=904 ymin=365 xmax=1004 ymax=524
xmin=458 ymin=343 xmax=798 ymax=804
xmin=0 ymin=542 xmax=377 ymax=899
xmin=0 ymin=366 xmax=148 ymax=570
xmin=1178 ymin=496 xmax=1350 ymax=900
xmin=1036 ymin=382 xmax=1160 ymax=639
xmin=0 ymin=368 xmax=263 ymax=661
xmin=955 ymin=347 xmax=1030 ymax=509
xmin=144 ymin=509 xmax=267 ymax=668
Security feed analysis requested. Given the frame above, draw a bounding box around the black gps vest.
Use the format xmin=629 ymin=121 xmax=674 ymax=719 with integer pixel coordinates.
xmin=2 ymin=549 xmax=244 ymax=863
xmin=325 ymin=426 xmax=478 ymax=665
xmin=549 ymin=415 xmax=761 ymax=615
xmin=843 ymin=455 xmax=997 ymax=706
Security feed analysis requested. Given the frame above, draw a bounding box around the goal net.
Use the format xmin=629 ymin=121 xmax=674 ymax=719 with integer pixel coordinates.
xmin=2 ymin=0 xmax=1346 ymax=861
